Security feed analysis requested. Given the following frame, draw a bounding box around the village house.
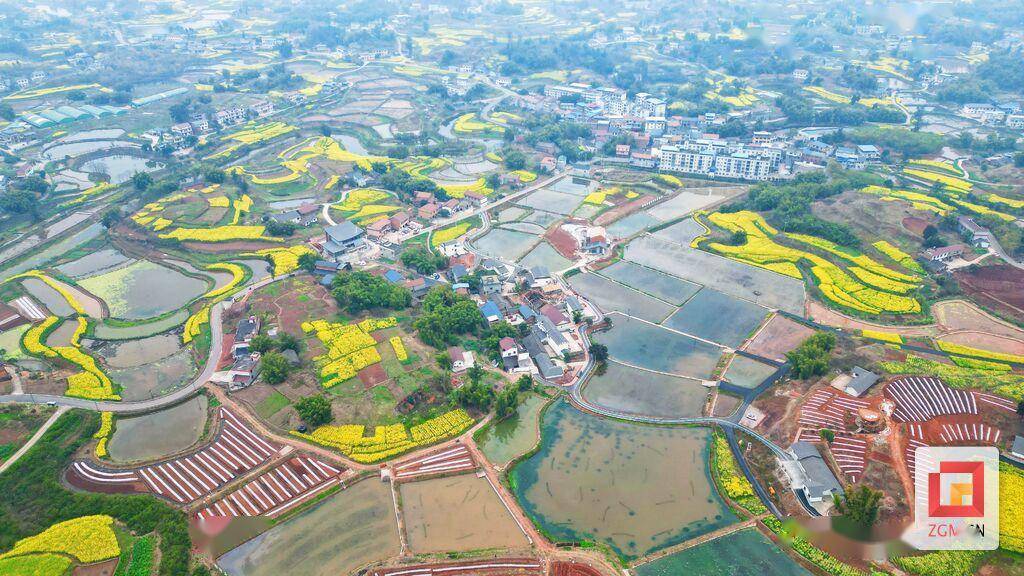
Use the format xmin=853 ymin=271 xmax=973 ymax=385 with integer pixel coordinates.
xmin=270 ymin=203 xmax=319 ymax=227
xmin=418 ymin=203 xmax=440 ymax=220
xmin=922 ymin=244 xmax=966 ymax=262
xmin=321 ymin=221 xmax=366 ymax=261
xmin=957 ymin=216 xmax=994 ymax=249
xmin=448 ymin=346 xmax=475 ymax=373
xmin=365 ymin=218 xmax=392 ymax=239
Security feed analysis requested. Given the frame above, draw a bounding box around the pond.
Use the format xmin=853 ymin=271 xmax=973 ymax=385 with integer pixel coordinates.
xmin=597 ymin=261 xmax=701 ymax=306
xmin=20 ymin=277 xmax=75 ymax=317
xmin=81 ymin=154 xmax=164 ymax=184
xmin=477 ymin=394 xmax=548 ymax=467
xmin=336 ymin=135 xmax=367 ymax=156
xmin=662 ymin=289 xmax=769 ymax=348
xmin=58 ymin=129 xmax=126 ymax=143
xmin=0 ymin=223 xmax=104 ymax=284
xmin=518 ymin=242 xmax=572 ymax=271
xmin=78 ymin=259 xmax=207 ymax=320
xmin=595 ymin=313 xmax=722 ymax=379
xmin=218 ymin=479 xmax=400 ymax=576
xmin=581 ymin=362 xmax=709 ymax=419
xmin=472 ymin=228 xmax=539 ymax=262
xmin=55 ymin=248 xmax=132 ymax=279
xmin=108 ymin=396 xmax=208 ymax=463
xmin=42 ymin=140 xmax=136 ymax=160
xmin=634 ymin=528 xmax=811 ymax=576
xmin=110 ymin=348 xmax=195 ymax=401
xmin=511 ymin=400 xmax=736 ymax=560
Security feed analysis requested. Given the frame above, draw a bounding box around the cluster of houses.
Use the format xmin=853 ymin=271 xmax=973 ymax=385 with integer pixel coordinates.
xmin=165 ymin=100 xmax=275 ymax=148
xmin=960 ymin=102 xmax=1024 ymax=130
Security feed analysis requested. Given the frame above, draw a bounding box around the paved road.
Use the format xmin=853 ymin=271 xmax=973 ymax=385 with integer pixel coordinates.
xmin=417 ymin=170 xmax=570 ymax=237
xmin=0 ymin=272 xmax=295 ymax=415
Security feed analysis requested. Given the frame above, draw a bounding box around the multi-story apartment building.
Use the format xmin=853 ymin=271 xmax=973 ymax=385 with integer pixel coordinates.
xmin=658 ymin=141 xmax=775 ymax=181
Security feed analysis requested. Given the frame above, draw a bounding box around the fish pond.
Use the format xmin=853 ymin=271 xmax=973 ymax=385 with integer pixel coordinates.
xmin=477 ymin=393 xmax=548 ymax=467
xmin=511 ymin=400 xmax=736 ymax=560
xmin=634 ymin=528 xmax=810 ymax=576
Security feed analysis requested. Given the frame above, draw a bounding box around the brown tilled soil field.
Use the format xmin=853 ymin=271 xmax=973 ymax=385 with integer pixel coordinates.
xmin=743 ymin=314 xmax=816 ymax=363
xmin=954 ymin=264 xmax=1024 ymax=324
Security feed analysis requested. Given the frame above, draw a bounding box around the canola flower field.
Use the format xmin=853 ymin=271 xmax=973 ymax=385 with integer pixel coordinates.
xmin=301 ymin=317 xmax=397 ymax=387
xmin=697 ymin=211 xmax=922 ymax=315
xmin=292 ymin=409 xmax=473 ymax=463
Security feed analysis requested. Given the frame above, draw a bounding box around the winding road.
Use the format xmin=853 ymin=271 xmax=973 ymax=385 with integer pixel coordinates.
xmin=0 ymin=271 xmax=295 ymax=415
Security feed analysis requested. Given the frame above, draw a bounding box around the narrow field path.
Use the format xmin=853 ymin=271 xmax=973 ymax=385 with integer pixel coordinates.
xmin=0 ymin=406 xmax=68 ymax=475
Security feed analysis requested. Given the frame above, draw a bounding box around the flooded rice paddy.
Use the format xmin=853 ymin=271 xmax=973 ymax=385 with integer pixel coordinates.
xmin=402 ymin=474 xmax=528 ymax=553
xmin=78 ymin=259 xmax=207 ymax=319
xmin=472 ymin=228 xmax=540 ymax=261
xmin=108 ymin=396 xmax=208 ymax=462
xmin=55 ymin=248 xmax=132 ymax=279
xmin=651 ymin=218 xmax=707 ymax=247
xmin=596 ymin=261 xmax=701 ymax=306
xmin=581 ymin=362 xmax=709 ymax=419
xmin=517 ymin=189 xmax=580 ymax=215
xmin=624 ymin=236 xmax=805 ymax=314
xmin=662 ymin=289 xmax=768 ymax=348
xmin=567 ymin=273 xmax=675 ymax=324
xmin=519 ymin=242 xmax=572 ymax=271
xmin=511 ymin=400 xmax=736 ymax=560
xmin=218 ymin=479 xmax=399 ymax=576
xmin=477 ymin=394 xmax=548 ymax=467
xmin=605 ymin=212 xmax=660 ymax=239
xmin=594 ymin=313 xmax=721 ymax=379
xmin=723 ymin=356 xmax=779 ymax=390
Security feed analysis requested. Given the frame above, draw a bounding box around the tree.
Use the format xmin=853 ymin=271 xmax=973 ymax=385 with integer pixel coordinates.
xmin=820 ymin=429 xmax=835 ymax=444
xmin=331 ymin=271 xmax=412 ymax=313
xmin=400 ymin=245 xmax=447 ymax=274
xmin=276 ymin=41 xmax=293 ymax=58
xmin=516 ymin=374 xmax=533 ymax=392
xmin=589 ymin=343 xmax=609 ymax=363
xmin=436 ymin=352 xmax=453 ymax=371
xmin=834 ymin=485 xmax=883 ymax=527
xmin=298 ymin=252 xmax=318 ymax=273
xmin=786 ymin=332 xmax=836 ymax=379
xmin=249 ymin=334 xmax=274 ymax=354
xmin=494 ymin=385 xmax=519 ymax=418
xmin=277 ymin=332 xmax=301 ymax=354
xmin=131 ymin=172 xmax=153 ymax=193
xmin=264 ymin=220 xmax=296 ymax=237
xmin=414 ymin=287 xmax=484 ymax=347
xmin=101 ymin=209 xmax=122 ymax=229
xmin=203 ymin=169 xmax=225 ymax=184
xmin=1017 ymin=400 xmax=1024 ymax=419
xmin=261 ymin=351 xmax=291 ymax=384
xmin=295 ymin=395 xmax=333 ymax=426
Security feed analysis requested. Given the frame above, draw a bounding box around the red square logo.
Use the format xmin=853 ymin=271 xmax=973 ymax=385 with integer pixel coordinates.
xmin=928 ymin=461 xmax=985 ymax=518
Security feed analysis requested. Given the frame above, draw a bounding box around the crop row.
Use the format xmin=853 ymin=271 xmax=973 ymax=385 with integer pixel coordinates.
xmin=935 ymin=341 xmax=1024 ymax=365
xmin=246 ymin=244 xmax=317 ymax=276
xmin=390 ymin=336 xmax=408 ymax=362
